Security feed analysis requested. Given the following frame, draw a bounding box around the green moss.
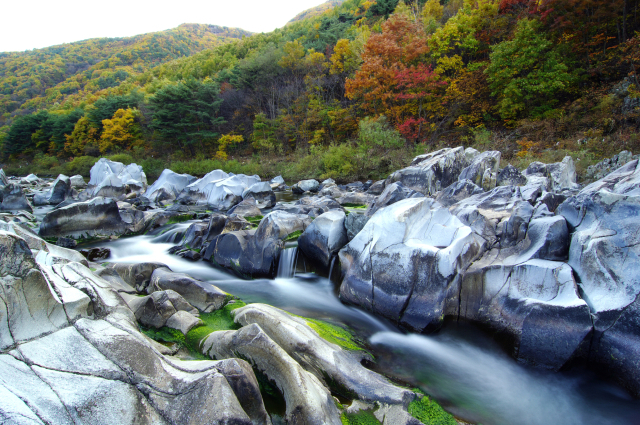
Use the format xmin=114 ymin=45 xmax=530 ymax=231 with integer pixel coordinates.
xmin=166 ymin=214 xmax=194 ymax=225
xmin=342 ymin=203 xmax=367 ymax=209
xmin=288 ymin=313 xmax=368 ymax=354
xmin=142 ymin=326 xmax=185 ymax=346
xmin=340 ymin=409 xmax=381 ymax=425
xmin=284 ymin=230 xmax=303 ymax=242
xmin=408 ymin=392 xmax=457 ymax=425
xmin=245 ymin=215 xmax=264 ymax=227
xmin=184 ymin=300 xmax=247 ymax=352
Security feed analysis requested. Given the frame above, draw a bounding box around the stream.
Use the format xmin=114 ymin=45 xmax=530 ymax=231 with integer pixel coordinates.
xmin=81 ymin=204 xmax=640 ymax=425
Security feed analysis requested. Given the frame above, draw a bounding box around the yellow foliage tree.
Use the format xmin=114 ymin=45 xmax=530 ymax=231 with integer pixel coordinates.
xmin=216 ymin=134 xmax=243 ymax=160
xmin=99 ymin=108 xmax=140 ymax=153
xmin=64 ymin=116 xmax=99 ymax=156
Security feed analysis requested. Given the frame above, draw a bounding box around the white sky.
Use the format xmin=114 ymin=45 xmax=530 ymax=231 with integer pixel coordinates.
xmin=0 ymin=0 xmax=329 ymax=52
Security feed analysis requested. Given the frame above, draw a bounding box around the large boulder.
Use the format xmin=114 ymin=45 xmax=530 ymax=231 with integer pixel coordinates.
xmin=39 ymin=197 xmax=128 ymax=239
xmin=523 ymin=156 xmax=579 ymax=193
xmin=205 ymin=211 xmax=312 ymax=278
xmin=143 ymin=169 xmax=196 ymax=204
xmin=345 ymin=212 xmax=369 ymax=241
xmin=497 ymin=164 xmax=527 ymax=187
xmin=434 ymin=179 xmax=484 ymax=207
xmin=0 ymin=183 xmax=33 ymax=212
xmin=242 ymin=181 xmax=276 ymax=209
xmin=458 ymin=150 xmax=501 ymax=191
xmin=557 ymin=159 xmax=640 ymax=395
xmin=458 ymin=258 xmax=592 ymax=371
xmin=69 ymin=174 xmax=87 ymax=187
xmin=298 ymin=210 xmax=348 ymax=269
xmin=33 ymin=174 xmax=73 ymax=206
xmin=292 ymin=179 xmax=320 ymax=194
xmin=177 ymin=170 xmax=260 ymax=211
xmin=149 ymin=267 xmax=227 ymax=312
xmin=81 ymin=158 xmax=147 ymax=200
xmin=366 ymin=182 xmax=422 ymax=216
xmin=387 ymin=147 xmax=467 ymax=195
xmin=339 ymin=198 xmax=486 ymax=332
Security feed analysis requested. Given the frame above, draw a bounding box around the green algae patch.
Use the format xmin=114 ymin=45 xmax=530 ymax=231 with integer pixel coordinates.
xmin=141 ymin=325 xmax=207 ymax=359
xmin=340 ymin=409 xmax=381 ymax=425
xmin=185 ymin=300 xmax=247 ymax=351
xmin=284 ymin=230 xmax=303 ymax=242
xmin=408 ymin=392 xmax=457 ymax=425
xmin=245 ymin=215 xmax=264 ymax=228
xmin=342 ymin=204 xmax=367 ymax=209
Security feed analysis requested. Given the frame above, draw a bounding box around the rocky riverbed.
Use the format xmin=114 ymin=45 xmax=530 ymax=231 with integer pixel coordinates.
xmin=1 ymin=147 xmax=640 ymax=424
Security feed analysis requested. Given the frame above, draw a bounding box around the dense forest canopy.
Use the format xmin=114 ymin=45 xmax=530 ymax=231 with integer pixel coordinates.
xmin=2 ymin=0 xmax=640 ymax=182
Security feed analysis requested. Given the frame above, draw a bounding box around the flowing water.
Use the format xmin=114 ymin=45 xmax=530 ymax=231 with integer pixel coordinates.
xmin=85 ymin=218 xmax=640 ymax=425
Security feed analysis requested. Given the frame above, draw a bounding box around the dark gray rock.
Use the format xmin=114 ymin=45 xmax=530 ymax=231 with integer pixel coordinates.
xmin=366 ymin=180 xmax=386 ymax=195
xmin=366 ymin=182 xmax=422 ymax=217
xmin=1 ymin=184 xmax=33 ymax=212
xmin=205 ymin=211 xmax=312 ymax=278
xmin=55 ymin=236 xmax=77 ymax=248
xmin=79 ymin=247 xmax=111 ymax=261
xmin=497 ymin=164 xmax=527 ymax=186
xmin=345 ymin=212 xmax=369 ymax=241
xmin=150 ymin=267 xmax=227 ymax=312
xmin=242 ymin=182 xmax=276 ymax=209
xmin=125 ymin=289 xmax=199 ymax=329
xmin=273 ymin=195 xmax=343 ymax=218
xmin=298 ymin=210 xmax=348 ymax=269
xmin=39 ymin=197 xmax=127 ymax=239
xmin=458 ymin=150 xmax=501 ymax=191
xmin=387 ymin=147 xmax=467 ymax=195
xmin=435 ymin=179 xmax=484 ymax=207
xmin=227 ymin=198 xmax=263 ymax=218
xmin=34 ymin=174 xmax=73 ymax=206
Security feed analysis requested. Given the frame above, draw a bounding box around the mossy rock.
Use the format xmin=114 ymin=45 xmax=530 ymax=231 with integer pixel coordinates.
xmin=184 ymin=300 xmax=247 ymax=351
xmin=166 ymin=213 xmax=195 ymax=225
xmin=284 ymin=230 xmax=303 ymax=242
xmin=408 ymin=392 xmax=457 ymax=425
xmin=340 ymin=409 xmax=381 ymax=425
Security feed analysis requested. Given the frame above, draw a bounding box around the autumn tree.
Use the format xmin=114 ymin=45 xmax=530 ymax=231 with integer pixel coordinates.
xmin=99 ymin=108 xmax=141 ymax=153
xmin=64 ymin=116 xmax=100 ymax=156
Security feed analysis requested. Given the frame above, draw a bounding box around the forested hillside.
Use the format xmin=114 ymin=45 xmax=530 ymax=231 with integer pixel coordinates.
xmin=0 ymin=24 xmax=251 ymax=124
xmin=288 ymin=0 xmax=346 ymax=23
xmin=2 ymin=0 xmax=639 ymax=183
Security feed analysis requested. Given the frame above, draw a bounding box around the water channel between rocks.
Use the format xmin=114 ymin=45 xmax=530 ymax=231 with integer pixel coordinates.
xmin=79 ymin=188 xmax=640 ymax=425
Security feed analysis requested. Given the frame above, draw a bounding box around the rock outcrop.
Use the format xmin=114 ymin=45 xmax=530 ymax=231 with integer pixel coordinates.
xmin=143 ymin=169 xmax=196 ymax=204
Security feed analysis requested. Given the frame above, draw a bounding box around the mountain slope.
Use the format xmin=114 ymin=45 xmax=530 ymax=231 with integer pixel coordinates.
xmin=0 ymin=24 xmax=252 ymax=124
xmin=288 ymin=0 xmax=346 ymax=23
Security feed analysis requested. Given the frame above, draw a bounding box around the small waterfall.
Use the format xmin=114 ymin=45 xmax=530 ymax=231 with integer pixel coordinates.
xmin=277 ymin=246 xmax=298 ymax=278
xmin=328 ymin=256 xmax=336 ymax=280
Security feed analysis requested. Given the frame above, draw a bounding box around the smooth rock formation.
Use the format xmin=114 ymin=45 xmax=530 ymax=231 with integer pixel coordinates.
xmin=387 ymin=147 xmax=467 ymax=195
xmin=69 ymin=174 xmax=87 ymax=187
xmin=205 ymin=211 xmax=312 ymax=278
xmin=143 ymin=169 xmax=196 ymax=204
xmin=298 ymin=210 xmax=348 ymax=269
xmin=0 ymin=230 xmax=267 ymax=424
xmin=292 ymin=179 xmax=320 ymax=194
xmin=558 ymin=159 xmax=640 ymax=394
xmin=340 ymin=198 xmax=486 ymax=331
xmin=434 ymin=179 xmax=484 ymax=207
xmin=0 ymin=184 xmax=32 ymax=212
xmin=39 ymin=197 xmax=127 ymax=239
xmin=177 ymin=171 xmax=260 ymax=210
xmin=149 ymin=267 xmax=227 ymax=312
xmin=81 ymin=158 xmax=147 ymax=200
xmin=242 ymin=181 xmax=276 ymax=209
xmin=33 ymin=174 xmax=73 ymax=206
xmin=273 ymin=196 xmax=343 ymax=218
xmin=366 ymin=182 xmax=422 ymax=216
xmin=459 ymin=150 xmax=501 ymax=191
